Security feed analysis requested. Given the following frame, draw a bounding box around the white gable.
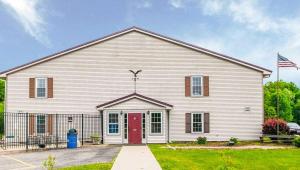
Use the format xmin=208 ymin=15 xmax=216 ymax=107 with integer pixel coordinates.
xmin=105 ymin=98 xmax=165 ymax=110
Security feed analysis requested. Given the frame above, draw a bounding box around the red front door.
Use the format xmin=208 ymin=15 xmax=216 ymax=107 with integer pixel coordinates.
xmin=128 ymin=113 xmax=142 ymax=144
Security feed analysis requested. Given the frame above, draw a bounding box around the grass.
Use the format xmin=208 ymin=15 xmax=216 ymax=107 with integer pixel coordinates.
xmin=59 ymin=162 xmax=113 ymax=170
xmin=149 ymin=144 xmax=300 ymax=170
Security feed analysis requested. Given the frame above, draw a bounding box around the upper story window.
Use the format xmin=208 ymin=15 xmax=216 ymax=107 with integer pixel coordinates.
xmin=36 ymin=78 xmax=47 ymax=98
xmin=191 ymin=76 xmax=203 ymax=96
xmin=108 ymin=113 xmax=119 ymax=134
xmin=192 ymin=113 xmax=203 ymax=133
xmin=37 ymin=115 xmax=46 ymax=134
xmin=150 ymin=112 xmax=162 ymax=134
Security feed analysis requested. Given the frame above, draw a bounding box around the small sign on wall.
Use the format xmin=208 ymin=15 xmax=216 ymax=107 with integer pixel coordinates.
xmin=244 ymin=107 xmax=251 ymax=112
xmin=68 ymin=116 xmax=73 ymax=123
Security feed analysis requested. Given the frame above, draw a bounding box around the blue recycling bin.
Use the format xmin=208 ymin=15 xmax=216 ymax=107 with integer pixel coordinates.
xmin=67 ymin=129 xmax=77 ymax=148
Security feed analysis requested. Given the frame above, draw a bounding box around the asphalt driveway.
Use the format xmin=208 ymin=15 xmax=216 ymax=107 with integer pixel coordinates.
xmin=0 ymin=145 xmax=121 ymax=170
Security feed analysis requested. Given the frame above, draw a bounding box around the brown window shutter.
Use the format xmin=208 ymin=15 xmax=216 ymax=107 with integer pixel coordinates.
xmin=203 ymin=76 xmax=209 ymax=96
xmin=29 ymin=78 xmax=35 ymax=98
xmin=47 ymin=115 xmax=53 ymax=135
xmin=29 ymin=114 xmax=35 ymax=135
xmin=185 ymin=113 xmax=191 ymax=133
xmin=185 ymin=76 xmax=191 ymax=97
xmin=48 ymin=78 xmax=53 ymax=98
xmin=204 ymin=112 xmax=210 ymax=133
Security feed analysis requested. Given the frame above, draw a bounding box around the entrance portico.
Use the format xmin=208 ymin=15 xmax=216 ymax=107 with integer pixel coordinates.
xmin=96 ymin=93 xmax=173 ymax=144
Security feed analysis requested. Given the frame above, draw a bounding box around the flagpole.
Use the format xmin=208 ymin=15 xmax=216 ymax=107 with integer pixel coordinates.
xmin=277 ymin=53 xmax=280 ymax=136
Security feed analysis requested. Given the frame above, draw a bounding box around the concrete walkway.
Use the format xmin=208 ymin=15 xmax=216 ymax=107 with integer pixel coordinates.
xmin=112 ymin=145 xmax=162 ymax=170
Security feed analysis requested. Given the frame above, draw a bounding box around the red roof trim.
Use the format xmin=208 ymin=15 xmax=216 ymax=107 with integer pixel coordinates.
xmin=96 ymin=93 xmax=173 ymax=109
xmin=0 ymin=26 xmax=272 ymax=76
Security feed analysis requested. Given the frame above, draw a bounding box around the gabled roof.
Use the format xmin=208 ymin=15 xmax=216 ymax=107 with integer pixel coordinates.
xmin=96 ymin=93 xmax=173 ymax=110
xmin=0 ymin=26 xmax=272 ymax=77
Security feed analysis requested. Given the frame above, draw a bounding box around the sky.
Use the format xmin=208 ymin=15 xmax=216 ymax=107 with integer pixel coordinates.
xmin=0 ymin=0 xmax=300 ymax=85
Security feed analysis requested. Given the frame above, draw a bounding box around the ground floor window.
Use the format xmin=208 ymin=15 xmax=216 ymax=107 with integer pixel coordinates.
xmin=37 ymin=115 xmax=46 ymax=134
xmin=192 ymin=113 xmax=203 ymax=133
xmin=150 ymin=112 xmax=162 ymax=134
xmin=108 ymin=113 xmax=119 ymax=134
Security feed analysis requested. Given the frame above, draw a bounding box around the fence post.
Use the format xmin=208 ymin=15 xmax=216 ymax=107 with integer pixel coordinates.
xmin=81 ymin=114 xmax=84 ymax=146
xmin=56 ymin=114 xmax=58 ymax=149
xmin=25 ymin=112 xmax=28 ymax=151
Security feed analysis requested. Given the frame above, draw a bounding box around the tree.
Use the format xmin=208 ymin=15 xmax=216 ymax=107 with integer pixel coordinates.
xmin=264 ymin=81 xmax=300 ymax=122
xmin=294 ymin=100 xmax=300 ymax=124
xmin=0 ymin=80 xmax=4 ymax=102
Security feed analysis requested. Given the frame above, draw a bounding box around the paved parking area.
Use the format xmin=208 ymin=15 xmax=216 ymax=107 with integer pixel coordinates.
xmin=0 ymin=145 xmax=121 ymax=170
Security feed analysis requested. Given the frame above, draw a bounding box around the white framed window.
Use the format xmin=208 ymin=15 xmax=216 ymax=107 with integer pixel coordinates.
xmin=36 ymin=78 xmax=47 ymax=98
xmin=36 ymin=115 xmax=46 ymax=134
xmin=191 ymin=76 xmax=203 ymax=96
xmin=191 ymin=113 xmax=203 ymax=133
xmin=150 ymin=112 xmax=162 ymax=134
xmin=108 ymin=113 xmax=119 ymax=134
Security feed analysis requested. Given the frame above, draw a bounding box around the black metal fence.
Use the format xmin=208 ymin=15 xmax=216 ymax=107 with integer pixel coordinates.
xmin=0 ymin=112 xmax=102 ymax=151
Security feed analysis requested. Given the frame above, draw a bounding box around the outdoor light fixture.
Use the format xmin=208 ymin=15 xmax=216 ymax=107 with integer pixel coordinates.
xmin=120 ymin=111 xmax=123 ymax=115
xmin=147 ymin=111 xmax=150 ymax=115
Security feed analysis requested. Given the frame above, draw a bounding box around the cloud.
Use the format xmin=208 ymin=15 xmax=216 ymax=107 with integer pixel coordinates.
xmin=0 ymin=0 xmax=50 ymax=46
xmin=134 ymin=0 xmax=152 ymax=9
xmin=169 ymin=0 xmax=300 ymax=84
xmin=168 ymin=0 xmax=184 ymax=8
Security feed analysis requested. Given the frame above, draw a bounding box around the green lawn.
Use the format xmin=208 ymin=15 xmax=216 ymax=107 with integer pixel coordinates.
xmin=59 ymin=162 xmax=112 ymax=170
xmin=149 ymin=144 xmax=300 ymax=170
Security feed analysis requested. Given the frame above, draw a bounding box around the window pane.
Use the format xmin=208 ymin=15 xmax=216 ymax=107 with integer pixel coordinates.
xmin=109 ymin=114 xmax=118 ymax=123
xmin=124 ymin=114 xmax=127 ymax=139
xmin=142 ymin=113 xmax=145 ymax=138
xmin=192 ymin=113 xmax=202 ymax=132
xmin=37 ymin=88 xmax=46 ymax=97
xmin=36 ymin=78 xmax=46 ymax=97
xmin=109 ymin=113 xmax=119 ymax=134
xmin=151 ymin=112 xmax=162 ymax=133
xmin=109 ymin=124 xmax=118 ymax=133
xmin=37 ymin=79 xmax=46 ymax=88
xmin=192 ymin=76 xmax=202 ymax=96
xmin=37 ymin=115 xmax=45 ymax=133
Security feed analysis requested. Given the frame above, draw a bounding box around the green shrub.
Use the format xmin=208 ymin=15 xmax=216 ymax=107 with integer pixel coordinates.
xmin=228 ymin=137 xmax=239 ymax=146
xmin=262 ymin=136 xmax=272 ymax=143
xmin=294 ymin=136 xmax=300 ymax=147
xmin=197 ymin=137 xmax=207 ymax=144
xmin=43 ymin=155 xmax=56 ymax=170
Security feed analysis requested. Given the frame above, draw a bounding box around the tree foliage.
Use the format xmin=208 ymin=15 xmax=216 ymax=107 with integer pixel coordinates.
xmin=0 ymin=80 xmax=4 ymax=102
xmin=264 ymin=81 xmax=300 ymax=123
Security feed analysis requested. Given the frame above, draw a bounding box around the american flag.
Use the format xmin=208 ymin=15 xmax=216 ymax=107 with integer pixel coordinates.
xmin=278 ymin=54 xmax=299 ymax=69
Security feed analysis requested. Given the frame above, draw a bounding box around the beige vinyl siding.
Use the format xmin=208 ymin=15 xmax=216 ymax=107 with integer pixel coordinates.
xmin=6 ymin=31 xmax=264 ymax=142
